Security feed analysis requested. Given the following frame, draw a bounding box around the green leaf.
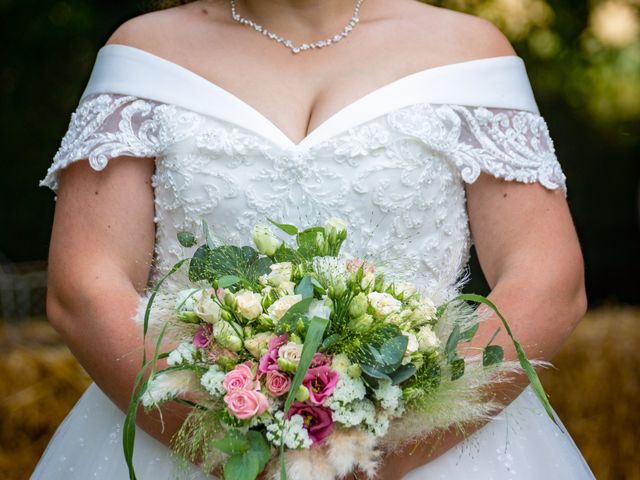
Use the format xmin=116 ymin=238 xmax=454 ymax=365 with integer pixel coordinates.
xmin=282 ymin=316 xmax=329 ymax=414
xmin=320 ymin=333 xmax=340 ymax=351
xmin=177 ymin=231 xmax=196 ymax=248
xmin=453 ymin=293 xmax=561 ymax=430
xmin=189 ymin=245 xmax=212 ymax=282
xmin=388 ymin=363 xmax=417 ymax=385
xmin=450 ymin=357 xmax=465 ymax=380
xmin=445 ymin=324 xmax=461 ymax=363
xmin=296 ymin=227 xmax=325 ymax=259
xmin=459 ymin=323 xmax=479 ymax=342
xmin=280 ymin=316 xmax=329 ymax=480
xmin=295 ymin=275 xmax=314 ymax=299
xmin=246 ymin=431 xmax=270 ymax=472
xmin=360 ymin=363 xmax=392 ymax=385
xmin=201 ymin=220 xmax=215 ymax=249
xmin=211 ymin=429 xmax=250 ymax=456
xmin=275 ymin=297 xmax=314 ymax=334
xmin=224 ymin=452 xmax=261 ymax=480
xmin=273 ymin=244 xmax=301 ymax=264
xmin=379 ymin=335 xmax=409 ymax=367
xmin=267 ymin=218 xmax=298 ymax=235
xmin=483 ymin=345 xmax=504 ymax=367
xmin=218 ymin=275 xmax=242 ymax=288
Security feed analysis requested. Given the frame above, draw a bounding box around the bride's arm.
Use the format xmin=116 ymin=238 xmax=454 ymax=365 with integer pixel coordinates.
xmin=45 ymin=156 xmax=190 ymax=448
xmin=372 ymin=173 xmax=587 ymax=479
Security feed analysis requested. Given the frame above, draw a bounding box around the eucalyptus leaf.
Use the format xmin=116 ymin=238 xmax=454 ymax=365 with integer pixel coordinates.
xmin=177 ymin=231 xmax=196 ymax=248
xmin=360 ymin=363 xmax=392 ymax=382
xmin=459 ymin=323 xmax=479 ymax=342
xmin=483 ymin=345 xmax=504 ymax=366
xmin=445 ymin=324 xmax=461 ymax=363
xmin=389 ymin=363 xmax=417 ymax=385
xmin=295 ymin=275 xmax=314 ymax=299
xmin=379 ymin=335 xmax=409 ymax=367
xmin=450 ymin=357 xmax=465 ymax=381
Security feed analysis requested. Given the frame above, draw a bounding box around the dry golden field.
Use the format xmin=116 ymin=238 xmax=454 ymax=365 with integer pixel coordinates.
xmin=1 ymin=306 xmax=638 ymax=480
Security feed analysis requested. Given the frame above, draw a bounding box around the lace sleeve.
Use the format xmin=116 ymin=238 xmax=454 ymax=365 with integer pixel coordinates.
xmin=39 ymin=93 xmax=168 ymax=194
xmin=448 ymin=105 xmax=567 ymax=196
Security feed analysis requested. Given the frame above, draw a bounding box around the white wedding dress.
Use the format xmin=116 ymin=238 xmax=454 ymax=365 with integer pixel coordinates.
xmin=34 ymin=44 xmax=595 ymax=479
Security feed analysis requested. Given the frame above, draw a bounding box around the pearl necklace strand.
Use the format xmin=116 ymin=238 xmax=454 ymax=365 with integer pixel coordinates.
xmin=230 ymin=0 xmax=365 ymax=54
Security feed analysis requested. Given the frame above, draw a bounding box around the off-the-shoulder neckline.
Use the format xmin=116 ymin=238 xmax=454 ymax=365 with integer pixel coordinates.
xmin=85 ymin=44 xmax=538 ymax=150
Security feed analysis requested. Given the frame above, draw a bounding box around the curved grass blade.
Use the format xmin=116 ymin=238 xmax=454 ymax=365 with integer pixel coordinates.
xmin=452 ymin=293 xmax=561 ymax=429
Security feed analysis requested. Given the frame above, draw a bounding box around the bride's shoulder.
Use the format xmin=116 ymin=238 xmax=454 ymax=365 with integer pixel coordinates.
xmin=389 ymin=0 xmax=517 ymax=62
xmin=104 ymin=0 xmax=225 ymax=54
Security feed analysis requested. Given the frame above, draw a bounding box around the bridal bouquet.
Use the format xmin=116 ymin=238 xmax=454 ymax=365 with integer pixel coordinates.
xmin=124 ymin=218 xmax=555 ymax=480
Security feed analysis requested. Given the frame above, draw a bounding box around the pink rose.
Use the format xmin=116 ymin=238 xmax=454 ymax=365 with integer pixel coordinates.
xmin=223 ymin=362 xmax=257 ymax=392
xmin=302 ymin=365 xmax=339 ymax=405
xmin=287 ymin=402 xmax=333 ymax=445
xmin=224 ymin=389 xmax=269 ymax=420
xmin=193 ymin=323 xmax=213 ymax=349
xmin=258 ymin=333 xmax=288 ymax=376
xmin=265 ymin=370 xmax=291 ymax=397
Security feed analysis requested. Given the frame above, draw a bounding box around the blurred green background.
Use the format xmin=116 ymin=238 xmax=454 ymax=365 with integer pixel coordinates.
xmin=0 ymin=0 xmax=638 ymax=479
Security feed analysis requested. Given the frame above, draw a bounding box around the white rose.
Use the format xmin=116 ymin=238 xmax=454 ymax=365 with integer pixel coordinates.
xmin=252 ymin=224 xmax=283 ymax=256
xmin=235 ymin=290 xmax=263 ymax=320
xmin=402 ymin=331 xmax=419 ymax=364
xmin=244 ymin=332 xmax=275 ymax=358
xmin=267 ymin=262 xmax=292 ymax=287
xmin=331 ymin=353 xmax=351 ymax=374
xmin=278 ymin=342 xmax=303 ymax=365
xmin=411 ymin=298 xmax=437 ymax=323
xmin=416 ymin=325 xmax=440 ymax=351
xmin=213 ymin=321 xmax=243 ymax=351
xmin=277 ymin=281 xmax=296 ymax=296
xmin=194 ymin=290 xmax=221 ymax=324
xmin=396 ymin=281 xmax=417 ymax=299
xmin=367 ymin=292 xmax=402 ymax=319
xmin=324 ymin=217 xmax=347 ymax=237
xmin=267 ymin=294 xmax=303 ymax=322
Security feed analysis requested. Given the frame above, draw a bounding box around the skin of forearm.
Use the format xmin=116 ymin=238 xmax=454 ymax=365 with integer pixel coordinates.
xmin=370 ymin=270 xmax=587 ymax=479
xmin=46 ymin=273 xmax=192 ymax=450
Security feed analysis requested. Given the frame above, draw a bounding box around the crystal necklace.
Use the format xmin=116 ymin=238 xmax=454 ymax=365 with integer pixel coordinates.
xmin=230 ymin=0 xmax=365 ymax=54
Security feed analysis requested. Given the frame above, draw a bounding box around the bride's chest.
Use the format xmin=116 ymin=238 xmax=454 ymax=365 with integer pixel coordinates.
xmin=147 ymin=104 xmax=468 ymax=232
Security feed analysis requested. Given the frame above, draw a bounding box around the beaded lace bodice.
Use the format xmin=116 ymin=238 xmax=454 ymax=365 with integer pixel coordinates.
xmin=39 ymin=45 xmax=566 ymax=304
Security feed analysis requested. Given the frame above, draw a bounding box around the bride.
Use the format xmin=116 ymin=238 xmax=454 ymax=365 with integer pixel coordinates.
xmin=33 ymin=0 xmax=595 ymax=478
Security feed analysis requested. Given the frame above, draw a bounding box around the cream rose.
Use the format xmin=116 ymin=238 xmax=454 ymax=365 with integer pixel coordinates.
xmin=267 ymin=294 xmax=303 ymax=322
xmin=266 ymin=262 xmax=292 ymax=287
xmin=416 ymin=325 xmax=440 ymax=351
xmin=367 ymin=292 xmax=402 ymax=319
xmin=235 ymin=290 xmax=263 ymax=320
xmin=278 ymin=342 xmax=303 ymax=365
xmin=194 ymin=290 xmax=221 ymax=324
